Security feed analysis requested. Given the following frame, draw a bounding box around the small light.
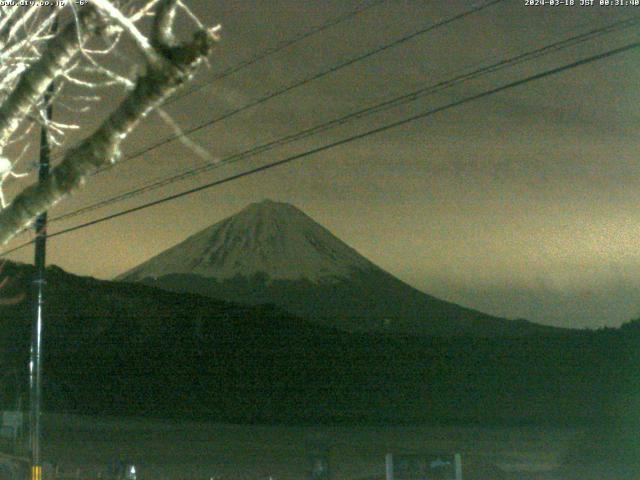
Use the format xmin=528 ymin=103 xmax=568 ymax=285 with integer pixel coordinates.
xmin=125 ymin=464 xmax=137 ymax=480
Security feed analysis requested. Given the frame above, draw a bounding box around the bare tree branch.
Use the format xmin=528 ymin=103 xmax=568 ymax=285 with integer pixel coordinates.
xmin=0 ymin=7 xmax=105 ymax=153
xmin=0 ymin=1 xmax=219 ymax=245
xmin=91 ymin=0 xmax=165 ymax=67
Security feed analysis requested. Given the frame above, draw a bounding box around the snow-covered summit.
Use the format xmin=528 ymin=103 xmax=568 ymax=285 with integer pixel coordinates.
xmin=119 ymin=199 xmax=377 ymax=283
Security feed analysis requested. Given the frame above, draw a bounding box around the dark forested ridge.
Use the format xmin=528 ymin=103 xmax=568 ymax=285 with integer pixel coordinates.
xmin=136 ymin=270 xmax=565 ymax=337
xmin=0 ymin=262 xmax=637 ymax=428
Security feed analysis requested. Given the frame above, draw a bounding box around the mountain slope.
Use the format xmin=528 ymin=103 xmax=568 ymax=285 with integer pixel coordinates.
xmin=119 ymin=200 xmax=560 ymax=337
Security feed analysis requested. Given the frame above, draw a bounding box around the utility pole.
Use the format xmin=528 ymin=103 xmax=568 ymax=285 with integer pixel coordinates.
xmin=29 ymin=93 xmax=51 ymax=480
xmin=29 ymin=17 xmax=56 ymax=480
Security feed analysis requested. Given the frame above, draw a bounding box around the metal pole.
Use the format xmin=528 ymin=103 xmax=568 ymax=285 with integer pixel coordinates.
xmin=29 ymin=91 xmax=51 ymax=480
xmin=454 ymin=453 xmax=462 ymax=480
xmin=385 ymin=453 xmax=394 ymax=480
xmin=29 ymin=21 xmax=55 ymax=480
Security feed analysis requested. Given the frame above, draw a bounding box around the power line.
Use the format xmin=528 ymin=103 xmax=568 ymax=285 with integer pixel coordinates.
xmin=0 ymin=0 xmax=513 ymax=250
xmin=45 ymin=0 xmax=387 ymax=166
xmin=37 ymin=0 xmax=511 ymax=226
xmin=3 ymin=38 xmax=638 ymax=257
xmin=90 ymin=0 xmax=507 ymax=177
xmin=48 ymin=15 xmax=640 ymax=224
xmin=167 ymin=0 xmax=388 ymax=106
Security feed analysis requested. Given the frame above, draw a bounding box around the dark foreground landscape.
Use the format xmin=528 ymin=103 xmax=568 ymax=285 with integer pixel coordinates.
xmin=35 ymin=413 xmax=587 ymax=480
xmin=0 ymin=262 xmax=639 ymax=478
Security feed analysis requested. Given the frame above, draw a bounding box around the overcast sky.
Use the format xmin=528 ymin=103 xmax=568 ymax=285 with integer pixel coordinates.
xmin=4 ymin=0 xmax=640 ymax=329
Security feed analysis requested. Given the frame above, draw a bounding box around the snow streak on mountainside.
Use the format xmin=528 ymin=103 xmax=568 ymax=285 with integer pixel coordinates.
xmin=120 ymin=200 xmax=378 ymax=283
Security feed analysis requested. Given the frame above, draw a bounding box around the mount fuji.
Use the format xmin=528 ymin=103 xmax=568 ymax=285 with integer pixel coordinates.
xmin=118 ymin=200 xmax=559 ymax=337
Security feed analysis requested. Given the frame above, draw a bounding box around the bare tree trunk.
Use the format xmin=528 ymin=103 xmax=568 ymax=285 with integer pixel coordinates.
xmin=0 ymin=7 xmax=104 ymax=152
